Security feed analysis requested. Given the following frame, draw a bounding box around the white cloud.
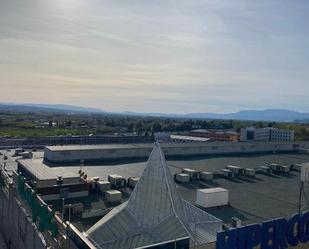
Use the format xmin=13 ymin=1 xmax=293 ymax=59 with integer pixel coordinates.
xmin=0 ymin=0 xmax=308 ymax=113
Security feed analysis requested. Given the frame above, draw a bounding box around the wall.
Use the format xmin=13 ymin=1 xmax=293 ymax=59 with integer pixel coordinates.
xmin=0 ymin=135 xmax=154 ymax=149
xmin=0 ymin=187 xmax=47 ymax=249
xmin=0 ymin=171 xmax=82 ymax=249
xmin=44 ymin=141 xmax=309 ymax=163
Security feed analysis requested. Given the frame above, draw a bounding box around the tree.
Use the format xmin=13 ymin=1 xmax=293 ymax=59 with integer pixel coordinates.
xmin=152 ymin=122 xmax=162 ymax=133
xmin=127 ymin=123 xmax=134 ymax=132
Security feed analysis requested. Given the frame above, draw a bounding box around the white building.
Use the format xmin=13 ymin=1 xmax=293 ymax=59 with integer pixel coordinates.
xmin=240 ymin=127 xmax=294 ymax=142
xmin=270 ymin=128 xmax=295 ymax=142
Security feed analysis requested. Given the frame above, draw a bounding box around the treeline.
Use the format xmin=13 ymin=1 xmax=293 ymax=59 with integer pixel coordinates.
xmin=0 ymin=111 xmax=309 ymax=140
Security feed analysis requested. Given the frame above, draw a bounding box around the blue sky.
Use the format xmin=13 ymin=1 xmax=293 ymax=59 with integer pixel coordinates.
xmin=0 ymin=0 xmax=308 ymax=113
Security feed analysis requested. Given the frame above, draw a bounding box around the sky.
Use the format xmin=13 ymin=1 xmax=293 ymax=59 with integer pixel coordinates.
xmin=0 ymin=0 xmax=308 ymax=114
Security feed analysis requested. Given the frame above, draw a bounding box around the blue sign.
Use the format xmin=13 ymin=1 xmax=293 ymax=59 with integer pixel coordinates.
xmin=216 ymin=212 xmax=309 ymax=249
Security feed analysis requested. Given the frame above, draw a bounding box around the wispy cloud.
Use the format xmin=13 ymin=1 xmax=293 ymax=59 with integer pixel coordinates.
xmin=0 ymin=0 xmax=308 ymax=113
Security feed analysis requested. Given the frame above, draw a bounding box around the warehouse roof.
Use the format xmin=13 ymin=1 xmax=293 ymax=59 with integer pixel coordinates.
xmin=45 ymin=141 xmax=289 ymax=152
xmin=16 ymin=148 xmax=309 ymax=229
xmin=86 ymin=143 xmax=222 ymax=249
xmin=45 ymin=144 xmax=153 ymax=151
xmin=18 ymin=158 xmax=79 ymax=180
xmin=170 ymin=135 xmax=211 ymax=142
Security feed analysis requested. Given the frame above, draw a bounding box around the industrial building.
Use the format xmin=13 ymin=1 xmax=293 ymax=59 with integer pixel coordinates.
xmin=188 ymin=129 xmax=240 ymax=142
xmin=2 ymin=141 xmax=309 ymax=249
xmin=240 ymin=127 xmax=295 ymax=142
xmin=0 ymin=134 xmax=153 ymax=148
xmin=42 ymin=140 xmax=309 ymax=164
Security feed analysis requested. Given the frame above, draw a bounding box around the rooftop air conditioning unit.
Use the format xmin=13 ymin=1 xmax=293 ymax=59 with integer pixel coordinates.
xmin=105 ymin=190 xmax=122 ymax=204
xmin=244 ymin=168 xmax=255 ymax=177
xmin=196 ymin=188 xmax=229 ymax=208
xmin=128 ymin=177 xmax=140 ymax=189
xmin=200 ymin=172 xmax=213 ymax=181
xmin=174 ymin=173 xmax=190 ymax=183
xmin=108 ymin=174 xmax=126 ymax=189
xmin=98 ymin=181 xmax=111 ymax=192
xmin=260 ymin=166 xmax=272 ymax=174
xmin=226 ymin=165 xmax=243 ymax=175
xmin=281 ymin=165 xmax=290 ymax=173
xmin=221 ymin=169 xmax=234 ymax=178
xmin=182 ymin=168 xmax=198 ymax=180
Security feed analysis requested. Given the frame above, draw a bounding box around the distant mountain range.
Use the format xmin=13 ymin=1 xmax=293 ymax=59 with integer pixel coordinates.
xmin=180 ymin=109 xmax=309 ymax=122
xmin=0 ymin=103 xmax=104 ymax=114
xmin=123 ymin=109 xmax=309 ymax=122
xmin=0 ymin=103 xmax=308 ymax=122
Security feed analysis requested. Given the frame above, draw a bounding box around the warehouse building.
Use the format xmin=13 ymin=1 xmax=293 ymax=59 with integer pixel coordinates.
xmin=42 ymin=141 xmax=308 ymax=164
xmin=4 ymin=142 xmax=309 ymax=249
xmin=86 ymin=143 xmax=222 ymax=249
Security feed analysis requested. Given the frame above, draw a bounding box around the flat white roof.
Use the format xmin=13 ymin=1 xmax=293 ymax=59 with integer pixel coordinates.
xmin=170 ymin=135 xmax=211 ymax=142
xmin=183 ymin=168 xmax=197 ymax=172
xmin=45 ymin=144 xmax=153 ymax=151
xmin=18 ymin=159 xmax=145 ymax=181
xmin=198 ymin=187 xmax=228 ymax=194
xmin=226 ymin=165 xmax=242 ymax=169
xmin=18 ymin=158 xmax=79 ymax=180
xmin=106 ymin=190 xmax=121 ymax=194
xmin=177 ymin=173 xmax=189 ymax=176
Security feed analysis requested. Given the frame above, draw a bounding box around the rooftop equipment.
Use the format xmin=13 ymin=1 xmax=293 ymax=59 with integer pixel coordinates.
xmin=221 ymin=169 xmax=234 ymax=178
xmin=56 ymin=176 xmax=63 ymax=185
xmin=269 ymin=163 xmax=281 ymax=173
xmin=98 ymin=181 xmax=111 ymax=192
xmin=226 ymin=165 xmax=244 ymax=175
xmin=72 ymin=203 xmax=84 ymax=215
xmin=92 ymin=176 xmax=100 ymax=182
xmin=64 ymin=203 xmax=84 ymax=216
xmin=196 ymin=187 xmax=229 ymax=208
xmin=174 ymin=173 xmax=190 ymax=183
xmin=108 ymin=174 xmax=126 ymax=189
xmin=281 ymin=165 xmax=290 ymax=173
xmin=244 ymin=168 xmax=255 ymax=177
xmin=14 ymin=148 xmax=24 ymax=156
xmin=269 ymin=163 xmax=290 ymax=174
xmin=260 ymin=166 xmax=272 ymax=174
xmin=182 ymin=168 xmax=198 ymax=180
xmin=105 ymin=190 xmax=122 ymax=204
xmin=128 ymin=177 xmax=140 ymax=189
xmin=231 ymin=217 xmax=242 ymax=228
xmin=20 ymin=151 xmax=33 ymax=159
xmin=200 ymin=172 xmax=213 ymax=182
xmin=90 ymin=177 xmax=100 ymax=190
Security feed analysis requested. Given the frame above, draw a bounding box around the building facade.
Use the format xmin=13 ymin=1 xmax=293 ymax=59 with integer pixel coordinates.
xmin=189 ymin=129 xmax=240 ymax=142
xmin=240 ymin=127 xmax=294 ymax=142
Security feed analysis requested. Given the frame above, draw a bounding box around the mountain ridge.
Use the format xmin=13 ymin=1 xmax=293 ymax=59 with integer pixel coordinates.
xmin=0 ymin=103 xmax=308 ymax=122
xmin=0 ymin=103 xmax=105 ymax=114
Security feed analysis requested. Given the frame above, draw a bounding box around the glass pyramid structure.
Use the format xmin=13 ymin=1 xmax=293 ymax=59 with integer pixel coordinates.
xmin=86 ymin=142 xmax=222 ymax=249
